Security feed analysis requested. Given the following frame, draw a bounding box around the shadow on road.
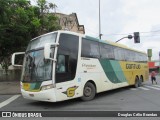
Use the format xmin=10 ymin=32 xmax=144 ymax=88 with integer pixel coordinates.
xmin=27 ymin=86 xmax=132 ymax=110
xmin=28 ymin=98 xmax=83 ymax=110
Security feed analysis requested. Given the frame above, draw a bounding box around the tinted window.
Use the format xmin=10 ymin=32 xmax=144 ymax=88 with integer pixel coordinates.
xmin=114 ymin=47 xmax=125 ymax=60
xmin=100 ymin=43 xmax=115 ymax=59
xmin=100 ymin=42 xmax=147 ymax=62
xmin=124 ymin=50 xmax=136 ymax=61
xmin=135 ymin=53 xmax=147 ymax=62
xmin=124 ymin=50 xmax=147 ymax=62
xmin=56 ymin=33 xmax=79 ymax=83
xmin=81 ymin=38 xmax=100 ymax=58
xmin=56 ymin=55 xmax=66 ymax=73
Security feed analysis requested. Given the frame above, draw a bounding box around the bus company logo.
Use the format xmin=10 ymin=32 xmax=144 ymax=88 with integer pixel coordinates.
xmin=62 ymin=86 xmax=78 ymax=97
xmin=126 ymin=64 xmax=141 ymax=69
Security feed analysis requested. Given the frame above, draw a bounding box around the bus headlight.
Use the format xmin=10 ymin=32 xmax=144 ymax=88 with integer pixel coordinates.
xmin=41 ymin=84 xmax=55 ymax=91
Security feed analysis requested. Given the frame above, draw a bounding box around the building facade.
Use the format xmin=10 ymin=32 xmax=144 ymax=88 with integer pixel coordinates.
xmin=55 ymin=13 xmax=85 ymax=34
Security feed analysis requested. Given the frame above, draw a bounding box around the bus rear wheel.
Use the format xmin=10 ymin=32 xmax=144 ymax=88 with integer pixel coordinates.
xmin=139 ymin=76 xmax=143 ymax=87
xmin=81 ymin=82 xmax=96 ymax=101
xmin=134 ymin=77 xmax=140 ymax=88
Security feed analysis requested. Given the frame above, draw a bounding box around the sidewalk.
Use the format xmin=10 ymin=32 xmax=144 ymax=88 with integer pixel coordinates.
xmin=0 ymin=81 xmax=21 ymax=95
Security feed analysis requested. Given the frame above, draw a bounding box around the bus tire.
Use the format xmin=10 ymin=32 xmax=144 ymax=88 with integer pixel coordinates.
xmin=139 ymin=76 xmax=143 ymax=87
xmin=81 ymin=82 xmax=96 ymax=101
xmin=134 ymin=77 xmax=139 ymax=88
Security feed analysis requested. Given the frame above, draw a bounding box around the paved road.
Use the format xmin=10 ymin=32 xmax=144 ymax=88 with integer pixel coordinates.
xmin=0 ymin=80 xmax=160 ymax=119
xmin=0 ymin=80 xmax=160 ymax=111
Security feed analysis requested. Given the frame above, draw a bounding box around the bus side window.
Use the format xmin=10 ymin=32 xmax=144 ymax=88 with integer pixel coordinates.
xmin=100 ymin=43 xmax=115 ymax=60
xmin=56 ymin=55 xmax=66 ymax=73
xmin=81 ymin=38 xmax=100 ymax=58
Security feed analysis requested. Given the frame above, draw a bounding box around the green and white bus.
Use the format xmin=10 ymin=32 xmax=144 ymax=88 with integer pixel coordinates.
xmin=12 ymin=30 xmax=149 ymax=102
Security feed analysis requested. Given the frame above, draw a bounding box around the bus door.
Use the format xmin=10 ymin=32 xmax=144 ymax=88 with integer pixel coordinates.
xmin=55 ymin=33 xmax=80 ymax=100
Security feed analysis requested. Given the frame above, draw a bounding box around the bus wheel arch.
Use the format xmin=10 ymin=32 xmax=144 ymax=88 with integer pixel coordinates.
xmin=140 ymin=75 xmax=144 ymax=82
xmin=134 ymin=76 xmax=139 ymax=88
xmin=139 ymin=75 xmax=143 ymax=86
xmin=81 ymin=80 xmax=96 ymax=101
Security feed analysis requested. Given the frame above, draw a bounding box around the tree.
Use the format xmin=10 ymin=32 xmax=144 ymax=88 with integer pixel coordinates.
xmin=36 ymin=0 xmax=61 ymax=35
xmin=0 ymin=0 xmax=33 ymax=73
xmin=0 ymin=0 xmax=61 ymax=74
xmin=49 ymin=3 xmax=57 ymax=13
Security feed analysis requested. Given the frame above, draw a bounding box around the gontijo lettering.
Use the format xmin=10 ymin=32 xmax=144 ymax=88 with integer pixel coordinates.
xmin=126 ymin=64 xmax=141 ymax=69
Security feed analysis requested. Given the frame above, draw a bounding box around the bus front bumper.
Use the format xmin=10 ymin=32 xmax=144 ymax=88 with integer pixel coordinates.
xmin=21 ymin=88 xmax=57 ymax=102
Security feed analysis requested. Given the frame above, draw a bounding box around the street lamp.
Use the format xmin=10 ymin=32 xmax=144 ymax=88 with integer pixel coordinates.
xmin=115 ymin=35 xmax=133 ymax=43
xmin=115 ymin=32 xmax=140 ymax=43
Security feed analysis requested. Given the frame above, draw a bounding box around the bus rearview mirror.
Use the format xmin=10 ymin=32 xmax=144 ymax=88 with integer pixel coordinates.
xmin=12 ymin=52 xmax=25 ymax=67
xmin=44 ymin=43 xmax=51 ymax=59
xmin=44 ymin=43 xmax=59 ymax=60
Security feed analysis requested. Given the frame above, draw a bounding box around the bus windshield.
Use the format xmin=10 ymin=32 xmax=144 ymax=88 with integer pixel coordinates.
xmin=27 ymin=33 xmax=57 ymax=51
xmin=22 ymin=33 xmax=57 ymax=82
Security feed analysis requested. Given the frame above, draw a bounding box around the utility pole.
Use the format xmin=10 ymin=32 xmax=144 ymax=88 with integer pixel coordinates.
xmin=99 ymin=0 xmax=102 ymax=39
xmin=159 ymin=51 xmax=160 ymax=74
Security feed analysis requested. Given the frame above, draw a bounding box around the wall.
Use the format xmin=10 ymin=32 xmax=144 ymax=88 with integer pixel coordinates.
xmin=0 ymin=69 xmax=22 ymax=81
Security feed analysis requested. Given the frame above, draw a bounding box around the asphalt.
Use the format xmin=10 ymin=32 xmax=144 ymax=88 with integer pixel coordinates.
xmin=0 ymin=81 xmax=20 ymax=95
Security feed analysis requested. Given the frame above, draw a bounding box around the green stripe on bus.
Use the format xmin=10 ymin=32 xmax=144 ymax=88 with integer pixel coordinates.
xmin=29 ymin=82 xmax=42 ymax=90
xmin=34 ymin=82 xmax=42 ymax=89
xmin=99 ymin=59 xmax=127 ymax=83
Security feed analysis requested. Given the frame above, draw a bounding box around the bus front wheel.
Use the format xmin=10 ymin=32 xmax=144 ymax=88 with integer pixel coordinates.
xmin=81 ymin=82 xmax=96 ymax=101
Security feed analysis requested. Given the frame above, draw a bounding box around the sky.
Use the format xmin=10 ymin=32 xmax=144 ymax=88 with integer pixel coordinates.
xmin=31 ymin=0 xmax=160 ymax=60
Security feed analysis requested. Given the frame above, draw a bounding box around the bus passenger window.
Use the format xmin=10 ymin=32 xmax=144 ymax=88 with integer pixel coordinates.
xmin=56 ymin=55 xmax=66 ymax=73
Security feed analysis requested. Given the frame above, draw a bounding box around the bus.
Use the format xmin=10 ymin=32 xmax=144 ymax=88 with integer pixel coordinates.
xmin=12 ymin=30 xmax=149 ymax=102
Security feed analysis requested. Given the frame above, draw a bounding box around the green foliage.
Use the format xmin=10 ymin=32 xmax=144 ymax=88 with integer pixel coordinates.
xmin=0 ymin=0 xmax=61 ymax=73
xmin=36 ymin=0 xmax=61 ymax=35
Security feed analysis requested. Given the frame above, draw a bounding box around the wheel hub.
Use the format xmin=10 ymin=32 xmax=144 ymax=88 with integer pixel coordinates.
xmin=84 ymin=86 xmax=92 ymax=97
